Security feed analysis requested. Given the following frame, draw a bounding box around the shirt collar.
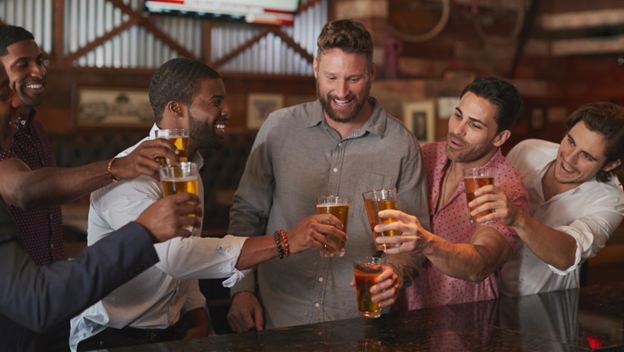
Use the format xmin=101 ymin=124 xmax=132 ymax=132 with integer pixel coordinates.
xmin=306 ymin=97 xmax=387 ymax=139
xmin=150 ymin=123 xmax=204 ymax=169
xmin=17 ymin=109 xmax=36 ymax=129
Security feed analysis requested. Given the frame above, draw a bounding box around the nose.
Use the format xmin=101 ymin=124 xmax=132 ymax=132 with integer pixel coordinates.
xmin=451 ymin=119 xmax=468 ymax=137
xmin=335 ymin=80 xmax=349 ymax=99
xmin=31 ymin=62 xmax=46 ymax=79
xmin=221 ymin=100 xmax=232 ymax=119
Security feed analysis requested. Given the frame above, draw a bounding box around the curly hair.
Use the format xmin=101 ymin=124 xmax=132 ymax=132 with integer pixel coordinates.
xmin=0 ymin=25 xmax=34 ymax=57
xmin=316 ymin=19 xmax=373 ymax=69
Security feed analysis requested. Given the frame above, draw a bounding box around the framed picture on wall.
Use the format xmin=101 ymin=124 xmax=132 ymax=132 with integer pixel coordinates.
xmin=403 ymin=100 xmax=436 ymax=144
xmin=530 ymin=106 xmax=546 ymax=130
xmin=76 ymin=86 xmax=154 ymax=127
xmin=247 ymin=93 xmax=284 ymax=130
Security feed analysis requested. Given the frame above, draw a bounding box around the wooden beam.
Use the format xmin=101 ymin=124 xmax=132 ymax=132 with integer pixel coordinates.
xmin=53 ymin=0 xmax=65 ymax=64
xmin=107 ymin=0 xmax=199 ymax=60
xmin=202 ymin=20 xmax=213 ymax=66
xmin=551 ymin=35 xmax=624 ymax=56
xmin=212 ymin=27 xmax=272 ymax=68
xmin=509 ymin=0 xmax=541 ymax=78
xmin=271 ymin=27 xmax=315 ymax=64
xmin=540 ymin=8 xmax=624 ymax=30
xmin=64 ymin=17 xmax=141 ymax=64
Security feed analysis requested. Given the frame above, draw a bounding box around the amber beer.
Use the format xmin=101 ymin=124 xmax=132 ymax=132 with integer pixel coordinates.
xmin=154 ymin=129 xmax=189 ymax=165
xmin=161 ymin=176 xmax=198 ymax=197
xmin=353 ymin=257 xmax=384 ymax=318
xmin=159 ymin=162 xmax=199 ymax=230
xmin=316 ymin=196 xmax=350 ymax=257
xmin=463 ymin=167 xmax=495 ymax=223
xmin=362 ymin=188 xmax=401 ymax=250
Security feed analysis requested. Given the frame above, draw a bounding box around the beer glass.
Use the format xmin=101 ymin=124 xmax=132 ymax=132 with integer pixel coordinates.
xmin=463 ymin=166 xmax=495 ymax=223
xmin=154 ymin=128 xmax=189 ymax=165
xmin=362 ymin=188 xmax=401 ymax=250
xmin=316 ymin=196 xmax=349 ymax=257
xmin=159 ymin=162 xmax=199 ymax=230
xmin=353 ymin=257 xmax=385 ymax=318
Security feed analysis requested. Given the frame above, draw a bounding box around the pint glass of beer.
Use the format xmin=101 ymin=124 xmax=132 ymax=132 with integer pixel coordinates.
xmin=159 ymin=162 xmax=199 ymax=231
xmin=154 ymin=128 xmax=189 ymax=165
xmin=463 ymin=166 xmax=495 ymax=223
xmin=362 ymin=188 xmax=401 ymax=250
xmin=316 ymin=196 xmax=349 ymax=257
xmin=353 ymin=257 xmax=385 ymax=318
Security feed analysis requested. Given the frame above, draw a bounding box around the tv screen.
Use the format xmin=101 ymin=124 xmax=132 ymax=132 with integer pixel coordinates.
xmin=145 ymin=0 xmax=300 ymax=26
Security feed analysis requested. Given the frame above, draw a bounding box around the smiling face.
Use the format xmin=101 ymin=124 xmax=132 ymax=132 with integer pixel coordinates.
xmin=187 ymin=78 xmax=230 ymax=151
xmin=554 ymin=120 xmax=616 ymax=185
xmin=0 ymin=39 xmax=46 ymax=109
xmin=0 ymin=62 xmax=23 ymax=150
xmin=314 ymin=48 xmax=374 ymax=124
xmin=445 ymin=92 xmax=508 ymax=165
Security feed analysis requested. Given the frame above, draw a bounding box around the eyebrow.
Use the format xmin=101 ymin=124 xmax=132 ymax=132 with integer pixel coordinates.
xmin=455 ymin=107 xmax=488 ymax=129
xmin=567 ymin=134 xmax=598 ymax=160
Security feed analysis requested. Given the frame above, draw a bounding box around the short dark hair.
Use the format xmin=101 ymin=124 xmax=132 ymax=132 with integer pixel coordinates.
xmin=565 ymin=102 xmax=624 ymax=182
xmin=317 ymin=19 xmax=373 ymax=69
xmin=460 ymin=76 xmax=523 ymax=134
xmin=149 ymin=58 xmax=221 ymax=123
xmin=0 ymin=25 xmax=34 ymax=57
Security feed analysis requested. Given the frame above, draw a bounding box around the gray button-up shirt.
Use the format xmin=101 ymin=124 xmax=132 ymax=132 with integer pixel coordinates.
xmin=229 ymin=98 xmax=430 ymax=328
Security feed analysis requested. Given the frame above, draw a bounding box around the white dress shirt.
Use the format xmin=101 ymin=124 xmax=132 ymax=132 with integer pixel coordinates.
xmin=70 ymin=124 xmax=250 ymax=351
xmin=499 ymin=139 xmax=624 ymax=296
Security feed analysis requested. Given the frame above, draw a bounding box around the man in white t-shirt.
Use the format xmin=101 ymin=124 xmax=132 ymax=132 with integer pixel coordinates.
xmin=469 ymin=102 xmax=624 ymax=296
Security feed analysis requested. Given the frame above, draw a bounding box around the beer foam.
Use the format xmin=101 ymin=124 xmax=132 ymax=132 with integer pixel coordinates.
xmin=316 ymin=203 xmax=349 ymax=207
xmin=161 ymin=176 xmax=197 ymax=182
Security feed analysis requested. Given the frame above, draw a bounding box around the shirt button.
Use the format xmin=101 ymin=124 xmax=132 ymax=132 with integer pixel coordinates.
xmin=50 ymin=214 xmax=53 ymax=220
xmin=333 ymin=168 xmax=338 ymax=172
xmin=51 ymin=243 xmax=54 ymax=248
xmin=520 ymin=278 xmax=524 ymax=282
xmin=338 ymin=143 xmax=342 ymax=147
xmin=21 ymin=120 xmax=26 ymax=125
xmin=318 ymin=277 xmax=323 ymax=282
xmin=315 ymin=303 xmax=320 ymax=308
xmin=524 ymin=255 xmax=529 ymax=259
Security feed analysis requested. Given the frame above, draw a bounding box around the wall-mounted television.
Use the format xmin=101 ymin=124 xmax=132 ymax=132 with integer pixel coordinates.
xmin=144 ymin=0 xmax=300 ymax=26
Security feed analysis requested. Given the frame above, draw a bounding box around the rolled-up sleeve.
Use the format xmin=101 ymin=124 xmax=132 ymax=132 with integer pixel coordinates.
xmin=154 ymin=235 xmax=252 ymax=287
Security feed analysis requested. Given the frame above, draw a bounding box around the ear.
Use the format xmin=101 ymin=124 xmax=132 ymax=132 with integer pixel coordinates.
xmin=369 ymin=62 xmax=376 ymax=83
xmin=492 ymin=130 xmax=511 ymax=148
xmin=165 ymin=101 xmax=185 ymax=117
xmin=603 ymin=159 xmax=622 ymax=173
xmin=313 ymin=58 xmax=319 ymax=79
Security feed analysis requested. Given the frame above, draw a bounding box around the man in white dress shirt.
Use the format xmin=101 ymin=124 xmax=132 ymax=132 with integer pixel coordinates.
xmin=469 ymin=102 xmax=624 ymax=296
xmin=70 ymin=58 xmax=347 ymax=351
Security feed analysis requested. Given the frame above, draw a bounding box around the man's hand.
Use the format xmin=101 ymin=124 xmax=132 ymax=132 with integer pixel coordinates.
xmin=287 ymin=214 xmax=348 ymax=257
xmin=374 ymin=209 xmax=432 ymax=255
xmin=469 ymin=184 xmax=521 ymax=226
xmin=227 ymin=292 xmax=264 ymax=333
xmin=349 ymin=265 xmax=399 ymax=308
xmin=111 ymin=139 xmax=180 ymax=181
xmin=135 ymin=192 xmax=202 ymax=243
xmin=183 ymin=307 xmax=210 ymax=340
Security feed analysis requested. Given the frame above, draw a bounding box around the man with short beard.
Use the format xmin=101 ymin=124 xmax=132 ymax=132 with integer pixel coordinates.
xmin=373 ymin=76 xmax=530 ymax=310
xmin=226 ymin=19 xmax=430 ymax=331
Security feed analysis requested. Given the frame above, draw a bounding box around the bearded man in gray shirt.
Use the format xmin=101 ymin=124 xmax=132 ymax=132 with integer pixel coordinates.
xmin=227 ymin=19 xmax=431 ymax=331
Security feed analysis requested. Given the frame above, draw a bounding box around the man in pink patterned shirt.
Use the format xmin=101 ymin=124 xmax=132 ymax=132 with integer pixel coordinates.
xmin=375 ymin=76 xmax=530 ymax=310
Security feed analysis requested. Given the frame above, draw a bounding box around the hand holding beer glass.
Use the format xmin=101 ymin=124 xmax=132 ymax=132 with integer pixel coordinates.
xmin=154 ymin=128 xmax=189 ymax=165
xmin=353 ymin=257 xmax=385 ymax=318
xmin=159 ymin=162 xmax=199 ymax=231
xmin=463 ymin=167 xmax=495 ymax=223
xmin=363 ymin=188 xmax=401 ymax=250
xmin=316 ymin=196 xmax=349 ymax=257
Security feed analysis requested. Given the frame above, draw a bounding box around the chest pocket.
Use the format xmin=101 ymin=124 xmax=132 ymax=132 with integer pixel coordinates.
xmin=353 ymin=173 xmax=397 ymax=216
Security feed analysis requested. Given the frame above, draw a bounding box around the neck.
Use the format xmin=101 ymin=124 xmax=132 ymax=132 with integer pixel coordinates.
xmin=18 ymin=106 xmax=33 ymax=118
xmin=325 ymin=100 xmax=373 ymax=139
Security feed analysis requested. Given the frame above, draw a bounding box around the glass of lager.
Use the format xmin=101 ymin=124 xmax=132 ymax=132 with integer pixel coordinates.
xmin=353 ymin=257 xmax=385 ymax=318
xmin=463 ymin=167 xmax=495 ymax=223
xmin=154 ymin=128 xmax=189 ymax=165
xmin=159 ymin=162 xmax=199 ymax=231
xmin=362 ymin=188 xmax=401 ymax=250
xmin=316 ymin=196 xmax=349 ymax=257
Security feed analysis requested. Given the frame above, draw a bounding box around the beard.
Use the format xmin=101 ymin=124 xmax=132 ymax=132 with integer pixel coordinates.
xmin=189 ymin=110 xmax=222 ymax=151
xmin=317 ymin=79 xmax=370 ymax=124
xmin=444 ymin=132 xmax=495 ymax=163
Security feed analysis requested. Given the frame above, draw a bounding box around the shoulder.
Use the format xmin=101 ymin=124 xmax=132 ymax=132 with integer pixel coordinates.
xmin=508 ymin=139 xmax=557 ymax=163
xmin=264 ymin=101 xmax=319 ymax=128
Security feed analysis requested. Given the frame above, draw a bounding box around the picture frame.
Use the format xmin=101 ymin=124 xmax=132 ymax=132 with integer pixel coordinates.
xmin=76 ymin=86 xmax=154 ymax=128
xmin=247 ymin=93 xmax=284 ymax=130
xmin=403 ymin=100 xmax=436 ymax=144
xmin=530 ymin=106 xmax=546 ymax=131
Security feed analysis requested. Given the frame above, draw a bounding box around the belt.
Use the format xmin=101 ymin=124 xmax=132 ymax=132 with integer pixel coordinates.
xmin=106 ymin=321 xmax=186 ymax=343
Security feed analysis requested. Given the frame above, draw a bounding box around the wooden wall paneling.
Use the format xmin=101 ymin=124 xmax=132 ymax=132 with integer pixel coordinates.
xmin=202 ymin=20 xmax=212 ymax=65
xmin=52 ymin=0 xmax=64 ymax=65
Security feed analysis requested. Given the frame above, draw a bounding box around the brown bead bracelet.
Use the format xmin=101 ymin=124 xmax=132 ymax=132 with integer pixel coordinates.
xmin=274 ymin=230 xmax=285 ymax=259
xmin=280 ymin=229 xmax=290 ymax=257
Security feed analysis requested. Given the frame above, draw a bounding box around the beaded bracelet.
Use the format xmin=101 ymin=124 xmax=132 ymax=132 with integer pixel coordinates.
xmin=280 ymin=229 xmax=290 ymax=257
xmin=274 ymin=230 xmax=285 ymax=259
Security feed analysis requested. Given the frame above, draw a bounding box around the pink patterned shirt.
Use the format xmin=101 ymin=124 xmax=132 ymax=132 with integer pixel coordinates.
xmin=400 ymin=142 xmax=530 ymax=310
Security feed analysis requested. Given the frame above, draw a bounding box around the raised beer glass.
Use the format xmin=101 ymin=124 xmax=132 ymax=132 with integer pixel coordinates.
xmin=362 ymin=188 xmax=401 ymax=250
xmin=353 ymin=257 xmax=385 ymax=318
xmin=159 ymin=162 xmax=199 ymax=231
xmin=463 ymin=166 xmax=495 ymax=223
xmin=316 ymin=196 xmax=349 ymax=257
xmin=154 ymin=128 xmax=189 ymax=165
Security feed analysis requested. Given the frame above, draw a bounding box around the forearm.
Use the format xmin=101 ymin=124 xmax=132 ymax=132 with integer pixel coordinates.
xmin=13 ymin=160 xmax=111 ymax=210
xmin=512 ymin=210 xmax=577 ymax=271
xmin=235 ymin=235 xmax=278 ymax=270
xmin=184 ymin=307 xmax=210 ymax=337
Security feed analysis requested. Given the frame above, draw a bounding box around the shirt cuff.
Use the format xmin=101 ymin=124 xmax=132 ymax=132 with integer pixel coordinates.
xmin=218 ymin=235 xmax=252 ymax=288
xmin=547 ymin=225 xmax=588 ymax=276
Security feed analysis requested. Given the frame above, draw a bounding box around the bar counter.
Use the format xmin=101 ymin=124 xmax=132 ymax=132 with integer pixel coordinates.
xmin=100 ymin=283 xmax=624 ymax=351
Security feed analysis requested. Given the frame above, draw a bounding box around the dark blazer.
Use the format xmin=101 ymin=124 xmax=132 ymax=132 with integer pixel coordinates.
xmin=0 ymin=196 xmax=160 ymax=352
